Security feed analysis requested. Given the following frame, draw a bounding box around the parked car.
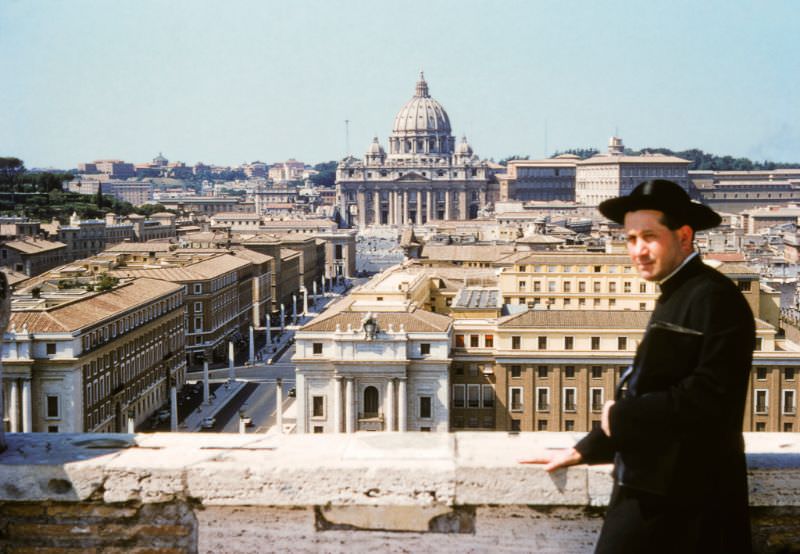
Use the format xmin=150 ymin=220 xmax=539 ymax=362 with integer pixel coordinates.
xmin=200 ymin=417 xmax=216 ymax=429
xmin=157 ymin=409 xmax=171 ymax=422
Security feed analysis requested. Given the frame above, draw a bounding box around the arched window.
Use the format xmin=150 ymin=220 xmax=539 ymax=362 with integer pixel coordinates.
xmin=363 ymin=386 xmax=379 ymax=416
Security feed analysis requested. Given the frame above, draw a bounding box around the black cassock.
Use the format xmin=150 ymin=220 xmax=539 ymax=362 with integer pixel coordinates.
xmin=575 ymin=255 xmax=755 ymax=554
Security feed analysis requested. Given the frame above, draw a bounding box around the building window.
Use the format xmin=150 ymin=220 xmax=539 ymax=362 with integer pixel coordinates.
xmin=538 ymin=336 xmax=547 ymax=350
xmin=536 ymin=387 xmax=549 ymax=411
xmin=46 ymin=343 xmax=56 ymax=356
xmin=518 ymin=280 xmax=527 ymax=291
xmin=194 ymin=301 xmax=202 ymax=313
xmin=756 ymin=367 xmax=767 ymax=380
xmin=624 ymin=282 xmax=631 ymax=293
xmin=312 ymin=342 xmax=323 ymax=355
xmin=363 ymin=386 xmax=379 ymax=417
xmin=512 ymin=336 xmax=521 ymax=350
xmin=591 ymin=337 xmax=600 ymax=350
xmin=537 ymin=366 xmax=548 ymax=378
xmin=593 ymin=282 xmax=601 ymax=293
xmin=313 ymin=426 xmax=324 ymax=433
xmin=639 ymin=302 xmax=647 ymax=310
xmin=783 ymin=390 xmax=796 ymax=414
xmin=419 ymin=396 xmax=432 ymax=419
xmin=470 ymin=335 xmax=479 ymax=347
xmin=510 ymin=365 xmax=522 ymax=378
xmin=420 ymin=343 xmax=431 ymax=355
xmin=578 ymin=281 xmax=586 ymax=293
xmin=754 ymin=389 xmax=768 ymax=414
xmin=484 ymin=335 xmax=493 ymax=348
xmin=45 ymin=395 xmax=59 ymax=419
xmin=755 ymin=422 xmax=766 ymax=432
xmin=312 ymin=395 xmax=325 ymax=418
xmin=467 ymin=384 xmax=480 ymax=408
xmin=482 ymin=385 xmax=494 ymax=408
xmin=785 ymin=368 xmax=796 ymax=381
xmin=593 ymin=265 xmax=601 ymax=273
xmin=564 ymin=420 xmax=575 ymax=431
xmin=618 ymin=337 xmax=627 ymax=350
xmin=564 ymin=336 xmax=573 ymax=350
xmin=591 ymin=388 xmax=604 ymax=411
xmin=509 ymin=387 xmax=523 ymax=412
xmin=193 ymin=284 xmax=202 ymax=294
xmin=194 ymin=317 xmax=203 ymax=332
xmin=537 ymin=420 xmax=548 ymax=431
xmin=563 ymin=282 xmax=571 ymax=293
xmin=511 ymin=419 xmax=521 ymax=432
xmin=640 ymin=283 xmax=647 ymax=293
xmin=563 ymin=388 xmax=577 ymax=412
xmin=533 ymin=281 xmax=541 ymax=292
xmin=609 ymin=282 xmax=617 ymax=293
xmin=738 ymin=281 xmax=752 ymax=292
xmin=453 ymin=385 xmax=465 ymax=408
xmin=784 ymin=422 xmax=794 ymax=432
xmin=591 ymin=366 xmax=602 ymax=379
xmin=455 ymin=335 xmax=465 ymax=347
xmin=564 ymin=366 xmax=575 ymax=379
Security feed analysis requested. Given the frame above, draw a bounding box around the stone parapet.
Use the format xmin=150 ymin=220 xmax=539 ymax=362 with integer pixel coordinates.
xmin=0 ymin=432 xmax=798 ymax=552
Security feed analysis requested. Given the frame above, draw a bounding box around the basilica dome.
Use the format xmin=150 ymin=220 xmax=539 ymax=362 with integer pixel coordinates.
xmin=388 ymin=73 xmax=455 ymax=158
xmin=392 ymin=73 xmax=452 ymax=135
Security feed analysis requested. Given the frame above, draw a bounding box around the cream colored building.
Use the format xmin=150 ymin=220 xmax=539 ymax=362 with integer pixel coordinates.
xmin=575 ymin=137 xmax=690 ymax=207
xmin=2 ymin=278 xmax=185 ymax=433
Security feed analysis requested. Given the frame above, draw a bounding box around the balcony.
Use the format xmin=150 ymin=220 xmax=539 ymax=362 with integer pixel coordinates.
xmin=0 ymin=432 xmax=797 ymax=552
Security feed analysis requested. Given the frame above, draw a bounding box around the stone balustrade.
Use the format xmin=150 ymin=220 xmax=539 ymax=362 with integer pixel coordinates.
xmin=0 ymin=432 xmax=798 ymax=553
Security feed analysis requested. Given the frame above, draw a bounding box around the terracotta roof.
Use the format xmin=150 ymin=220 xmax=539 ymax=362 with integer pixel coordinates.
xmin=10 ymin=278 xmax=182 ymax=333
xmin=498 ymin=309 xmax=651 ymax=329
xmin=231 ymin=248 xmax=273 ymax=264
xmin=4 ymin=239 xmax=66 ymax=254
xmin=301 ymin=308 xmax=451 ymax=333
xmin=514 ymin=252 xmax=632 ymax=265
xmin=421 ymin=244 xmax=517 ymax=262
xmin=108 ymin=254 xmax=250 ymax=282
xmin=105 ymin=243 xmax=174 ymax=253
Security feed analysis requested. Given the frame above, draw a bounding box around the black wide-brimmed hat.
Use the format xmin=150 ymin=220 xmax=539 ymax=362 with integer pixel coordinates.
xmin=598 ymin=179 xmax=721 ymax=231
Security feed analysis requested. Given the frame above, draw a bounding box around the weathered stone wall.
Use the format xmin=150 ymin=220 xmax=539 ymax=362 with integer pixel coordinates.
xmin=0 ymin=432 xmax=798 ymax=553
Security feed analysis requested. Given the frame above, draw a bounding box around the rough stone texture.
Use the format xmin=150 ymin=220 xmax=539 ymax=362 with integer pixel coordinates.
xmin=0 ymin=432 xmax=799 ymax=552
xmin=0 ymin=500 xmax=197 ymax=553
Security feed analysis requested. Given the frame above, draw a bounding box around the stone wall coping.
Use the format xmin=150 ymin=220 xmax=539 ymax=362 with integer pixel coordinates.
xmin=0 ymin=432 xmax=798 ymax=508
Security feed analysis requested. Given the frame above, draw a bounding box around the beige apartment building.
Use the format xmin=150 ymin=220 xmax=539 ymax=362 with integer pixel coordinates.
xmin=2 ymin=277 xmax=185 ymax=433
xmin=575 ymin=137 xmax=691 ymax=207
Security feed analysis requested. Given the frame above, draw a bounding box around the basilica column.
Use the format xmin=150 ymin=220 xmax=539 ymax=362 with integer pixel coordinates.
xmin=21 ymin=379 xmax=32 ymax=432
xmin=374 ymin=191 xmax=381 ymax=225
xmin=403 ymin=191 xmax=410 ymax=225
xmin=9 ymin=379 xmax=19 ymax=433
xmin=345 ymin=378 xmax=354 ymax=433
xmin=385 ymin=379 xmax=395 ymax=432
xmin=416 ymin=191 xmax=424 ymax=225
xmin=426 ymin=190 xmax=433 ymax=222
xmin=333 ymin=376 xmax=342 ymax=433
xmin=459 ymin=189 xmax=468 ymax=220
xmin=387 ymin=191 xmax=395 ymax=226
xmin=397 ymin=378 xmax=407 ymax=432
xmin=444 ymin=190 xmax=451 ymax=221
xmin=356 ymin=189 xmax=366 ymax=227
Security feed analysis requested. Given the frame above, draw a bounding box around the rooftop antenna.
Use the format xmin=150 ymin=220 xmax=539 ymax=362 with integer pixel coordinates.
xmin=544 ymin=119 xmax=548 ymax=158
xmin=345 ymin=119 xmax=351 ymax=157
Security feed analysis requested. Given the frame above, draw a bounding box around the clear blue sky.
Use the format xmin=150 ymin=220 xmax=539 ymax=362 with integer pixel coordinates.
xmin=1 ymin=0 xmax=798 ymax=169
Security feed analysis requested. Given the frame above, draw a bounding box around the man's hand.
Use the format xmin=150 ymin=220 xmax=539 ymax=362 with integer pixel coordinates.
xmin=519 ymin=447 xmax=583 ymax=472
xmin=601 ymin=400 xmax=615 ymax=437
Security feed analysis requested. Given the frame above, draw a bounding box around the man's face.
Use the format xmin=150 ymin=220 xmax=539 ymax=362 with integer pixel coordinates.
xmin=624 ymin=209 xmax=692 ymax=282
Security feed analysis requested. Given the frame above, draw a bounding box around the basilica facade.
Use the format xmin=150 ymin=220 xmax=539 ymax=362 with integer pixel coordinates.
xmin=336 ymin=74 xmax=493 ymax=227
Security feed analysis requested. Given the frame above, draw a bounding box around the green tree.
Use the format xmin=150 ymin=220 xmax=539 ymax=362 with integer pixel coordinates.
xmin=309 ymin=161 xmax=337 ymax=188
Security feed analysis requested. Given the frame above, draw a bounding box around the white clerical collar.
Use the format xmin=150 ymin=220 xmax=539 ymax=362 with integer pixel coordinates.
xmin=658 ymin=251 xmax=698 ymax=286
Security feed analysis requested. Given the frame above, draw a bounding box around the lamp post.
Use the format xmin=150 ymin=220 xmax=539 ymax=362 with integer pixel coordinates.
xmin=276 ymin=378 xmax=284 ymax=433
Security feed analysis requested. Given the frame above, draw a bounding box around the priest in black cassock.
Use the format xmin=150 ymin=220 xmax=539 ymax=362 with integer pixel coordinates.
xmin=523 ymin=180 xmax=755 ymax=553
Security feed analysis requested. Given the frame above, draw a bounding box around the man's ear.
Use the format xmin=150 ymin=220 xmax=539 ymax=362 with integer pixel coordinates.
xmin=678 ymin=225 xmax=694 ymax=252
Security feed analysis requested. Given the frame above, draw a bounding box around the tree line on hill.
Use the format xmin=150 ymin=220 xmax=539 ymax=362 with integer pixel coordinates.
xmin=549 ymin=148 xmax=800 ymax=171
xmin=0 ymin=157 xmax=168 ymax=222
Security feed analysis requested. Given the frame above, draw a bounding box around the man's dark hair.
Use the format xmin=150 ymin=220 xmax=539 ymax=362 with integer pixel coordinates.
xmin=658 ymin=211 xmax=695 ymax=241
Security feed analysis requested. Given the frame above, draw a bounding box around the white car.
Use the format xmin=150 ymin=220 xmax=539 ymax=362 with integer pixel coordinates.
xmin=200 ymin=417 xmax=216 ymax=429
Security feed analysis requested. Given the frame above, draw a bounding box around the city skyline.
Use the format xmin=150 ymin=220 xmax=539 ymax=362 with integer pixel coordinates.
xmin=1 ymin=0 xmax=798 ymax=169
